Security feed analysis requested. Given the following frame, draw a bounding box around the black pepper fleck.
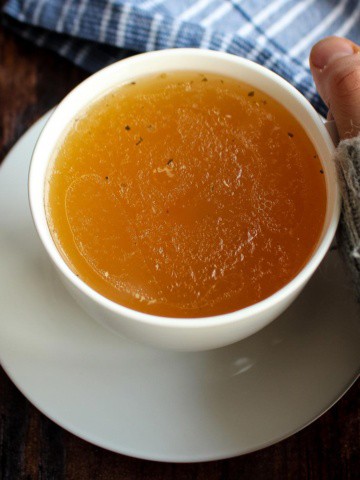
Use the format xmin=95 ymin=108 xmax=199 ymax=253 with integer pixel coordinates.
xmin=320 ymin=169 xmax=324 ymax=174
xmin=125 ymin=125 xmax=131 ymax=131
xmin=248 ymin=91 xmax=255 ymax=97
xmin=288 ymin=132 xmax=294 ymax=138
xmin=136 ymin=137 xmax=143 ymax=146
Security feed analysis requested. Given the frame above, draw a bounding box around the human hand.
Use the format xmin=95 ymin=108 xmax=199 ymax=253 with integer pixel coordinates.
xmin=310 ymin=36 xmax=360 ymax=140
xmin=311 ymin=37 xmax=360 ymax=296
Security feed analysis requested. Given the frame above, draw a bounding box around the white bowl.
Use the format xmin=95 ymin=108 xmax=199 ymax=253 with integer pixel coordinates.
xmin=29 ymin=49 xmax=340 ymax=351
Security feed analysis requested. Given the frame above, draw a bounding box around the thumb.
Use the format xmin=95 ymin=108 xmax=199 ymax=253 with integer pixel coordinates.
xmin=310 ymin=36 xmax=360 ymax=139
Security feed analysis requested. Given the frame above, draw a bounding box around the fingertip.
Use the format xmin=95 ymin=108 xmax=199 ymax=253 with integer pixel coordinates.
xmin=310 ymin=36 xmax=355 ymax=70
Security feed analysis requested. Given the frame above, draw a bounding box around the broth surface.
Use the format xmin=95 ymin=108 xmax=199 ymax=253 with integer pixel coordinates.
xmin=46 ymin=72 xmax=327 ymax=317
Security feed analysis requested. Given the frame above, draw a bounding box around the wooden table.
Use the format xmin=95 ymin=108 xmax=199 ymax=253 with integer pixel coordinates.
xmin=1 ymin=17 xmax=359 ymax=480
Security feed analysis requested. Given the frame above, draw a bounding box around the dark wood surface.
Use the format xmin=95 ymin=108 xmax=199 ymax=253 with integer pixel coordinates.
xmin=0 ymin=15 xmax=359 ymax=480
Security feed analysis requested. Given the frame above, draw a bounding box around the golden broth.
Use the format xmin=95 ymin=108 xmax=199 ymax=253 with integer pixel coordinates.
xmin=46 ymin=71 xmax=326 ymax=317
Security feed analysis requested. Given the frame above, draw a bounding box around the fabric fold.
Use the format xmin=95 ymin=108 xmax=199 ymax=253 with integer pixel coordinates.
xmin=3 ymin=0 xmax=359 ymax=116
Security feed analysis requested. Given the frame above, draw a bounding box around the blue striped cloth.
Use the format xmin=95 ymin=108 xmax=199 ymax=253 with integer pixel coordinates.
xmin=3 ymin=0 xmax=360 ymax=116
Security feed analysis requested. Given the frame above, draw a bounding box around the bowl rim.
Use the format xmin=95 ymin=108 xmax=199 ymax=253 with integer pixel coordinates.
xmin=28 ymin=48 xmax=341 ymax=329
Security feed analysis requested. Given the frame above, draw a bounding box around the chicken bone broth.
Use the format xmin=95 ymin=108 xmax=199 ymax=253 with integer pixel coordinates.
xmin=45 ymin=71 xmax=327 ymax=318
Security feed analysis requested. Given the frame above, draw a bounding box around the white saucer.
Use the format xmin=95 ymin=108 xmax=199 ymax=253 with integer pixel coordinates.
xmin=0 ymin=113 xmax=359 ymax=463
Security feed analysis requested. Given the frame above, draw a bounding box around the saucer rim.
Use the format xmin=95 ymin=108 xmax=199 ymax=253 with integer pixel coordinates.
xmin=0 ymin=351 xmax=358 ymax=463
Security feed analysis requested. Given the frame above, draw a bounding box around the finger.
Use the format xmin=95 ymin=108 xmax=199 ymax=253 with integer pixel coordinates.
xmin=310 ymin=36 xmax=360 ymax=139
